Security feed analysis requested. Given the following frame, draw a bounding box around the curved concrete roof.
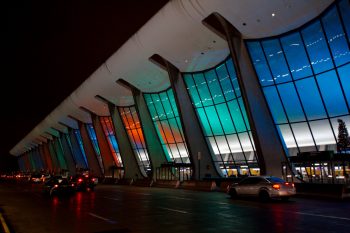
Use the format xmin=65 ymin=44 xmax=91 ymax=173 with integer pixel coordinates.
xmin=10 ymin=0 xmax=333 ymax=156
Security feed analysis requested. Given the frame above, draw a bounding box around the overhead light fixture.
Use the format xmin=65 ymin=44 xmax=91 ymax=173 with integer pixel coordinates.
xmin=272 ymin=13 xmax=276 ymax=17
xmin=185 ymin=59 xmax=188 ymax=63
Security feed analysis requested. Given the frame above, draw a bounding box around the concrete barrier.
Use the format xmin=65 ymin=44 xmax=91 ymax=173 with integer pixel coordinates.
xmin=153 ymin=180 xmax=180 ymax=189
xmin=180 ymin=180 xmax=217 ymax=191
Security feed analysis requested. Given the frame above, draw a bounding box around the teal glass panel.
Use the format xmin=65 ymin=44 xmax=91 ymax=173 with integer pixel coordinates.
xmin=216 ymin=62 xmax=235 ymax=101
xmin=197 ymin=108 xmax=212 ymax=136
xmin=238 ymin=98 xmax=250 ymax=130
xmin=227 ymin=99 xmax=244 ymax=133
xmin=301 ymin=21 xmax=334 ymax=74
xmin=204 ymin=106 xmax=223 ymax=135
xmin=322 ymin=6 xmax=350 ymax=66
xmin=339 ymin=0 xmax=350 ymax=42
xmin=263 ymin=86 xmax=287 ymax=124
xmin=295 ymin=78 xmax=327 ymax=120
xmin=277 ymin=83 xmax=305 ymax=122
xmin=184 ymin=74 xmax=202 ymax=107
xmin=316 ymin=70 xmax=348 ymax=117
xmin=144 ymin=89 xmax=190 ymax=163
xmin=205 ymin=70 xmax=225 ymax=104
xmin=226 ymin=59 xmax=241 ymax=97
xmin=281 ymin=32 xmax=313 ymax=79
xmin=216 ymin=103 xmax=235 ymax=134
xmin=338 ymin=64 xmax=350 ymax=104
xmin=193 ymin=73 xmax=213 ymax=106
xmin=262 ymin=39 xmax=292 ymax=84
xmin=246 ymin=41 xmax=274 ymax=86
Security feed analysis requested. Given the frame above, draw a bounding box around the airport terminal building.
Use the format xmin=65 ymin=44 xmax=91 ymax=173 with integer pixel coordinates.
xmin=10 ymin=0 xmax=350 ymax=184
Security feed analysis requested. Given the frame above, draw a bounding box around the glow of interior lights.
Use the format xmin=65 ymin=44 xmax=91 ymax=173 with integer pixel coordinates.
xmin=272 ymin=13 xmax=275 ymax=17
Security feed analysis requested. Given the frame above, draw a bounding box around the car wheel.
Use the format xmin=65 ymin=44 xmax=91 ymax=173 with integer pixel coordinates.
xmin=281 ymin=196 xmax=289 ymax=202
xmin=259 ymin=190 xmax=270 ymax=202
xmin=229 ymin=188 xmax=237 ymax=199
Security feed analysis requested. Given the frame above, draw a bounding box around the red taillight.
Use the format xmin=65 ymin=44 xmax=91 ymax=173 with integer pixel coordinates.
xmin=78 ymin=178 xmax=83 ymax=182
xmin=91 ymin=178 xmax=95 ymax=182
xmin=71 ymin=184 xmax=75 ymax=187
xmin=292 ymin=183 xmax=295 ymax=187
xmin=272 ymin=184 xmax=280 ymax=190
xmin=54 ymin=184 xmax=59 ymax=188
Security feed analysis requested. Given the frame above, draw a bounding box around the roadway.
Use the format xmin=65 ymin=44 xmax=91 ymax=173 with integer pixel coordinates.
xmin=0 ymin=182 xmax=349 ymax=233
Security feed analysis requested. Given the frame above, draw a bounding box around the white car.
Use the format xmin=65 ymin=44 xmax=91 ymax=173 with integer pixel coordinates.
xmin=227 ymin=176 xmax=296 ymax=201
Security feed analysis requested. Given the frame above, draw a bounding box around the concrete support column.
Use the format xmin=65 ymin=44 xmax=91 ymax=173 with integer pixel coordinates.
xmin=42 ymin=143 xmax=54 ymax=173
xmin=48 ymin=140 xmax=60 ymax=174
xmin=68 ymin=129 xmax=88 ymax=170
xmin=202 ymin=13 xmax=290 ymax=177
xmin=117 ymin=80 xmax=168 ymax=179
xmin=96 ymin=96 xmax=144 ymax=179
xmin=74 ymin=119 xmax=103 ymax=177
xmin=149 ymin=55 xmax=220 ymax=179
xmin=58 ymin=132 xmax=77 ymax=176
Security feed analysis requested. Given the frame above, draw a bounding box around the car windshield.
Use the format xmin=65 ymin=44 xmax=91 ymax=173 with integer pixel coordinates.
xmin=266 ymin=177 xmax=285 ymax=183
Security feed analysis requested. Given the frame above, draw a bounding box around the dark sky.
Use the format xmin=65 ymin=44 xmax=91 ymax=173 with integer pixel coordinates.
xmin=2 ymin=0 xmax=169 ymax=171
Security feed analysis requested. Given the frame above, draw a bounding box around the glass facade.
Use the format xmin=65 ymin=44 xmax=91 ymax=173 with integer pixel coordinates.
xmin=86 ymin=123 xmax=104 ymax=173
xmin=118 ymin=106 xmax=151 ymax=173
xmin=73 ymin=129 xmax=89 ymax=168
xmin=183 ymin=58 xmax=259 ymax=177
xmin=246 ymin=0 xmax=350 ymax=158
xmin=100 ymin=116 xmax=123 ymax=167
xmin=144 ymin=89 xmax=190 ymax=164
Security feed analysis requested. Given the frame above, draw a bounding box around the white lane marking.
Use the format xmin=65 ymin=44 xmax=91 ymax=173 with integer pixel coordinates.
xmin=139 ymin=193 xmax=152 ymax=196
xmin=218 ymin=213 xmax=236 ymax=218
xmin=217 ymin=202 xmax=230 ymax=205
xmin=168 ymin=196 xmax=193 ymax=200
xmin=295 ymin=212 xmax=350 ymax=221
xmin=103 ymin=196 xmax=120 ymax=201
xmin=88 ymin=213 xmax=117 ymax=224
xmin=0 ymin=213 xmax=11 ymax=233
xmin=159 ymin=207 xmax=189 ymax=214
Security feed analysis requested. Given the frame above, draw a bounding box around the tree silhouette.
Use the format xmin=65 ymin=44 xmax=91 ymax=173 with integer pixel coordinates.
xmin=337 ymin=119 xmax=350 ymax=153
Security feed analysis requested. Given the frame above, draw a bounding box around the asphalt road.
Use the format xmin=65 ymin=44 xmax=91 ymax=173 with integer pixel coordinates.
xmin=0 ymin=182 xmax=349 ymax=233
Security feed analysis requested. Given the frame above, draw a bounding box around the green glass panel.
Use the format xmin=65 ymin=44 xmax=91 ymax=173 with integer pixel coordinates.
xmin=226 ymin=59 xmax=241 ymax=97
xmin=238 ymin=97 xmax=250 ymax=130
xmin=204 ymin=106 xmax=223 ymax=135
xmin=204 ymin=70 xmax=225 ymax=104
xmin=228 ymin=99 xmax=246 ymax=133
xmin=193 ymin=73 xmax=213 ymax=106
xmin=152 ymin=94 xmax=166 ymax=120
xmin=216 ymin=103 xmax=235 ymax=134
xmin=184 ymin=74 xmax=202 ymax=107
xmin=216 ymin=62 xmax=235 ymax=101
xmin=197 ymin=108 xmax=212 ymax=136
xmin=167 ymin=89 xmax=179 ymax=116
xmin=160 ymin=92 xmax=174 ymax=118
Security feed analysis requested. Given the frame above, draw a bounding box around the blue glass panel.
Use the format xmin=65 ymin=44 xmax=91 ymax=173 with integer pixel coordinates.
xmin=277 ymin=83 xmax=305 ymax=122
xmin=263 ymin=86 xmax=287 ymax=124
xmin=322 ymin=6 xmax=350 ymax=66
xmin=317 ymin=70 xmax=348 ymax=117
xmin=262 ymin=39 xmax=292 ymax=83
xmin=227 ymin=99 xmax=245 ymax=132
xmin=339 ymin=0 xmax=350 ymax=42
xmin=216 ymin=103 xmax=235 ymax=134
xmin=295 ymin=77 xmax=327 ymax=120
xmin=184 ymin=74 xmax=202 ymax=107
xmin=193 ymin=73 xmax=213 ymax=106
xmin=216 ymin=62 xmax=235 ymax=101
xmin=197 ymin=108 xmax=212 ymax=136
xmin=338 ymin=64 xmax=350 ymax=105
xmin=226 ymin=59 xmax=241 ymax=97
xmin=205 ymin=106 xmax=223 ymax=135
xmin=301 ymin=20 xmax=334 ymax=74
xmin=246 ymin=41 xmax=274 ymax=86
xmin=205 ymin=70 xmax=225 ymax=104
xmin=281 ymin=32 xmax=312 ymax=79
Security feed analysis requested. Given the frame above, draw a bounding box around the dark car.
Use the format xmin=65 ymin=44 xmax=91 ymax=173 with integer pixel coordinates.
xmin=227 ymin=176 xmax=296 ymax=202
xmin=70 ymin=174 xmax=98 ymax=191
xmin=43 ymin=176 xmax=75 ymax=196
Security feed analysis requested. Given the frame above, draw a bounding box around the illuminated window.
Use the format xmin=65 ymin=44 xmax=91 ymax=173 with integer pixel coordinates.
xmin=100 ymin=116 xmax=123 ymax=167
xmin=183 ymin=58 xmax=259 ymax=177
xmin=118 ymin=106 xmax=151 ymax=173
xmin=144 ymin=88 xmax=190 ymax=164
xmin=86 ymin=124 xmax=104 ymax=173
xmin=247 ymin=0 xmax=350 ymax=156
xmin=73 ymin=129 xmax=89 ymax=168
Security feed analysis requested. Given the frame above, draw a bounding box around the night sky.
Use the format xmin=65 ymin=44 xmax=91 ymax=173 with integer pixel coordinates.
xmin=2 ymin=0 xmax=169 ymax=171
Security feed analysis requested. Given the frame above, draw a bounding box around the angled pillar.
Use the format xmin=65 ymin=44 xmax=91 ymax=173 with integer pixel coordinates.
xmin=50 ymin=134 xmax=69 ymax=173
xmin=42 ymin=143 xmax=54 ymax=173
xmin=149 ymin=55 xmax=220 ymax=179
xmin=48 ymin=140 xmax=61 ymax=174
xmin=38 ymin=145 xmax=48 ymax=172
xmin=96 ymin=95 xmax=143 ymax=179
xmin=80 ymin=107 xmax=116 ymax=178
xmin=117 ymin=80 xmax=168 ymax=178
xmin=69 ymin=116 xmax=103 ymax=177
xmin=202 ymin=13 xmax=290 ymax=177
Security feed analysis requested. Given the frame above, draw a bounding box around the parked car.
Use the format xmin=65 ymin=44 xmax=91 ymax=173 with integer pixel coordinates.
xmin=43 ymin=176 xmax=75 ymax=196
xmin=227 ymin=176 xmax=296 ymax=201
xmin=70 ymin=174 xmax=98 ymax=191
xmin=29 ymin=173 xmax=43 ymax=183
